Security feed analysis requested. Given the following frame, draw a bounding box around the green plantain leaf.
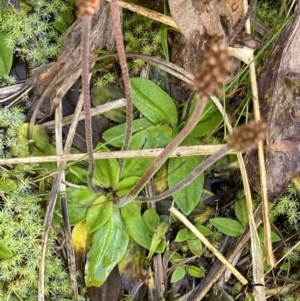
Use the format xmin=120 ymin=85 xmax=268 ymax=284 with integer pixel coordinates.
xmin=92 ymin=85 xmax=126 ymax=123
xmin=114 ymin=176 xmax=140 ymax=197
xmin=189 ymin=99 xmax=223 ymax=138
xmin=235 ymin=198 xmax=249 ymax=227
xmin=143 ymin=208 xmax=160 ymax=233
xmin=187 ymin=265 xmax=205 ymax=278
xmin=131 ymin=78 xmax=178 ymax=127
xmin=171 ymin=266 xmax=185 ymax=283
xmin=210 ymin=218 xmax=244 ymax=237
xmin=175 ymin=228 xmax=191 ymax=242
xmin=85 ymin=207 xmax=129 ymax=287
xmin=66 ymin=187 xmax=99 ymax=225
xmin=94 ymin=144 xmax=120 ymax=189
xmin=102 ymin=118 xmax=153 ymax=148
xmin=0 ymin=31 xmax=13 ymax=78
xmin=122 ymin=124 xmax=172 ymax=179
xmin=86 ymin=195 xmax=112 ymax=233
xmin=195 ymin=224 xmax=213 ymax=236
xmin=168 ymin=156 xmax=204 ymax=215
xmin=121 ymin=202 xmax=152 ymax=249
xmin=165 ymin=251 xmax=182 ymax=265
xmin=69 ymin=165 xmax=88 ymax=184
xmin=187 ymin=238 xmax=203 ymax=257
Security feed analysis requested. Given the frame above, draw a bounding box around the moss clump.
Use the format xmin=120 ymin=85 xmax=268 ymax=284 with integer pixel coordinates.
xmin=0 ymin=107 xmax=27 ymax=158
xmin=0 ymin=182 xmax=73 ymax=300
xmin=93 ymin=9 xmax=163 ymax=88
xmin=0 ymin=0 xmax=76 ymax=67
xmin=0 ymin=107 xmax=74 ymax=300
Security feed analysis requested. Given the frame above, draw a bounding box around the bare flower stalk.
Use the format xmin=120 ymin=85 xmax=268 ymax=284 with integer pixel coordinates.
xmin=76 ymin=0 xmax=104 ymax=194
xmin=110 ymin=0 xmax=133 ymax=159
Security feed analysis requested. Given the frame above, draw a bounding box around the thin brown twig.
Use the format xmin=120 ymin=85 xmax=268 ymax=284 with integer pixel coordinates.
xmin=110 ymin=0 xmax=133 ymax=168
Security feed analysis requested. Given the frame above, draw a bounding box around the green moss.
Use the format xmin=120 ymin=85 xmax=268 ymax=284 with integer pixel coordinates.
xmin=0 ymin=107 xmax=78 ymax=300
xmin=0 ymin=192 xmax=74 ymax=300
xmin=270 ymin=184 xmax=300 ymax=230
xmin=93 ymin=9 xmax=163 ymax=87
xmin=0 ymin=0 xmax=76 ymax=68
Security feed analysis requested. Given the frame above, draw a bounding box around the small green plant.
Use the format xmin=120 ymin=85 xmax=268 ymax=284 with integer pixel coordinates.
xmin=0 ymin=107 xmax=27 ymax=158
xmin=0 ymin=193 xmax=73 ymax=300
xmin=0 ymin=0 xmax=76 ymax=70
xmin=92 ymin=9 xmax=164 ymax=88
xmin=0 ymin=107 xmax=79 ymax=300
xmin=270 ymin=183 xmax=300 ymax=230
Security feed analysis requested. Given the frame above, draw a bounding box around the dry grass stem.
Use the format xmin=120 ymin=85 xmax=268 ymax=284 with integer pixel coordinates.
xmin=0 ymin=145 xmax=236 ymax=165
xmin=105 ymin=0 xmax=177 ymax=27
xmin=43 ymin=98 xmax=127 ymax=128
xmin=245 ymin=2 xmax=275 ymax=268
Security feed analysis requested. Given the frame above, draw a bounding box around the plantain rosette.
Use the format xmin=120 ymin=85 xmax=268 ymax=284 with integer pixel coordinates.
xmin=65 ymin=78 xmax=218 ymax=286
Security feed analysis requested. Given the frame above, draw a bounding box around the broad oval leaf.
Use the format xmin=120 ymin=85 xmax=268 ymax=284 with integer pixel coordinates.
xmin=175 ymin=228 xmax=190 ymax=242
xmin=0 ymin=32 xmax=13 ymax=78
xmin=143 ymin=208 xmax=160 ymax=233
xmin=122 ymin=124 xmax=172 ymax=178
xmin=94 ymin=144 xmax=120 ymax=189
xmin=69 ymin=165 xmax=88 ymax=184
xmin=235 ymin=198 xmax=249 ymax=227
xmin=187 ymin=265 xmax=205 ymax=278
xmin=171 ymin=266 xmax=185 ymax=283
xmin=195 ymin=224 xmax=213 ymax=236
xmin=257 ymin=227 xmax=281 ymax=243
xmin=92 ymin=85 xmax=126 ymax=123
xmin=189 ymin=100 xmax=223 ymax=138
xmin=129 ymin=124 xmax=172 ymax=150
xmin=66 ymin=187 xmax=99 ymax=225
xmin=86 ymin=195 xmax=112 ymax=233
xmin=102 ymin=118 xmax=154 ymax=148
xmin=0 ymin=179 xmax=17 ymax=193
xmin=118 ymin=239 xmax=146 ymax=293
xmin=85 ymin=207 xmax=129 ymax=287
xmin=52 ymin=11 xmax=74 ymax=33
xmin=131 ymin=78 xmax=178 ymax=127
xmin=165 ymin=251 xmax=182 ymax=264
xmin=187 ymin=238 xmax=203 ymax=257
xmin=72 ymin=221 xmax=89 ymax=260
xmin=210 ymin=218 xmax=244 ymax=237
xmin=114 ymin=176 xmax=140 ymax=197
xmin=168 ymin=156 xmax=204 ymax=215
xmin=121 ymin=202 xmax=152 ymax=249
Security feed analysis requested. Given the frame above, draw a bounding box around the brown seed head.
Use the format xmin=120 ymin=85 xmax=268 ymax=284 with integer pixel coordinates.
xmin=193 ymin=42 xmax=232 ymax=97
xmin=76 ymin=0 xmax=100 ymax=17
xmin=227 ymin=120 xmax=267 ymax=152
